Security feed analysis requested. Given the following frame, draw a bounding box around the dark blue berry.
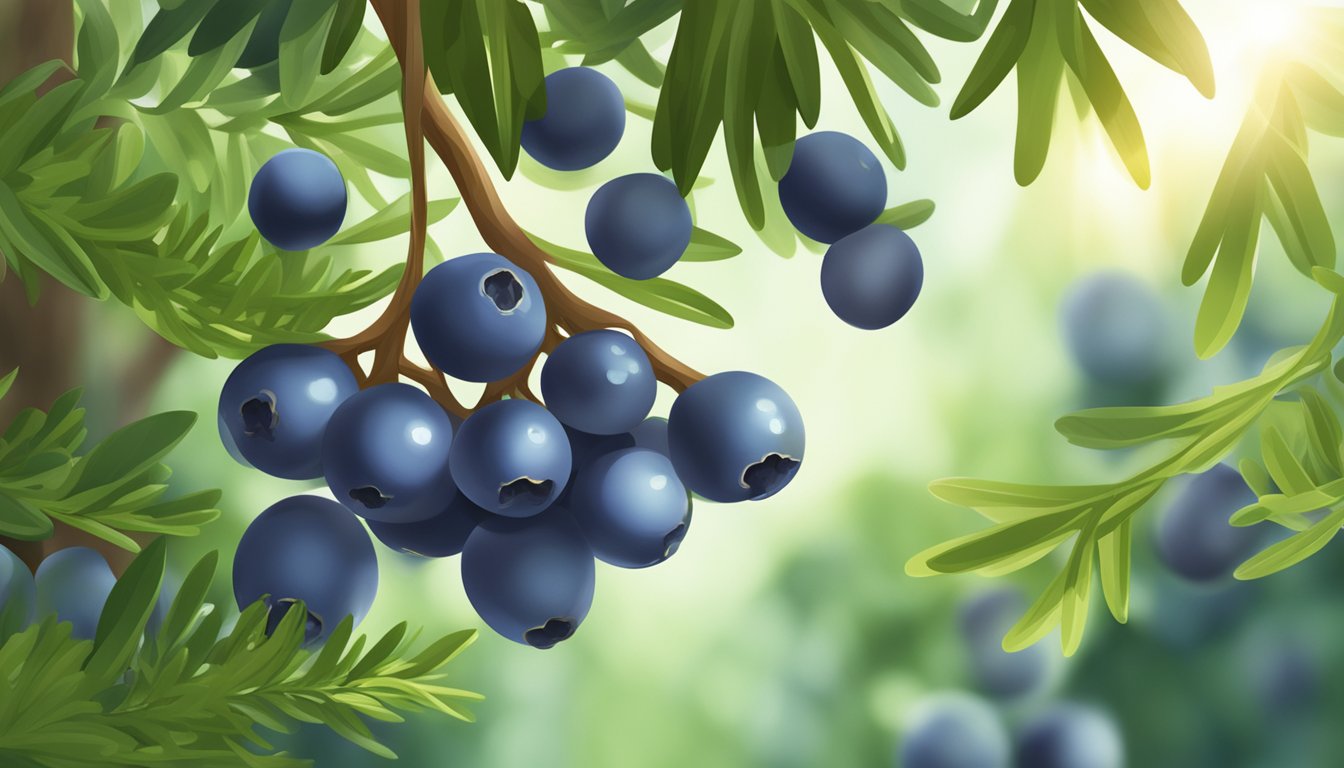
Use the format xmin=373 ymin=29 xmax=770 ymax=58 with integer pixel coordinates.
xmin=821 ymin=224 xmax=923 ymax=330
xmin=778 ymin=131 xmax=886 ymax=244
xmin=1060 ymin=272 xmax=1170 ymax=389
xmin=570 ymin=448 xmax=691 ymax=568
xmin=557 ymin=426 xmax=635 ymax=506
xmin=521 ymin=67 xmax=625 ymax=171
xmin=898 ymin=692 xmax=1011 ymax=768
xmin=958 ymin=588 xmax=1052 ymax=700
xmin=668 ymin=372 xmax=804 ymax=503
xmin=232 ymin=495 xmax=378 ymax=645
xmin=410 ymin=253 xmax=547 ymax=382
xmin=461 ymin=513 xmax=595 ymax=649
xmin=367 ymin=492 xmax=489 ymax=559
xmin=248 ymin=148 xmax=347 ymax=251
xmin=541 ymin=330 xmax=655 ymax=434
xmin=630 ymin=416 xmax=670 ymax=457
xmin=449 ymin=399 xmax=572 ymax=517
xmin=585 ymin=173 xmax=692 ymax=280
xmin=1015 ymin=705 xmax=1124 ymax=768
xmin=1154 ymin=463 xmax=1265 ymax=583
xmin=35 ymin=547 xmax=116 ymax=640
xmin=0 ymin=543 xmax=35 ymax=638
xmin=218 ymin=344 xmax=359 ymax=480
xmin=322 ymin=383 xmax=456 ymax=524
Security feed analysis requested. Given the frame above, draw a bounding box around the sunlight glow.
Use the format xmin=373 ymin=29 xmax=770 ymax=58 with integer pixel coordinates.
xmin=1239 ymin=0 xmax=1306 ymax=51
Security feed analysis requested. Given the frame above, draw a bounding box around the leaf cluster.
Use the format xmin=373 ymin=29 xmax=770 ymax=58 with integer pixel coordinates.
xmin=909 ymin=270 xmax=1344 ymax=654
xmin=0 ymin=539 xmax=481 ymax=767
xmin=0 ymin=369 xmax=219 ymax=552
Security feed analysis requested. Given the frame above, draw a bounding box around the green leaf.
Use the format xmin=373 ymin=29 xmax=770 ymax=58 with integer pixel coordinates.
xmin=1057 ymin=12 xmax=1150 ymax=188
xmin=1097 ymin=518 xmax=1131 ymax=623
xmin=0 ymin=494 xmax=55 ymax=540
xmin=875 ymin=200 xmax=936 ymax=230
xmin=0 ymin=182 xmax=105 ymax=298
xmin=1263 ymin=133 xmax=1335 ymax=272
xmin=1193 ymin=183 xmax=1262 ymax=358
xmin=683 ymin=228 xmax=743 ymax=263
xmin=1012 ymin=0 xmax=1065 ymax=185
xmin=188 ymin=0 xmax=269 ymax=56
xmin=69 ymin=411 xmax=196 ymax=495
xmin=278 ymin=0 xmax=340 ymax=108
xmin=532 ymin=234 xmax=735 ymax=329
xmin=129 ymin=0 xmax=216 ymax=66
xmin=86 ymin=538 xmax=166 ymax=684
xmin=0 ymin=369 xmax=16 ymax=401
xmin=951 ymin=0 xmax=1035 ymax=119
xmin=327 ymin=195 xmax=460 ymax=247
xmin=321 ymin=0 xmax=366 ymax=74
xmin=1236 ymin=506 xmax=1344 ymax=579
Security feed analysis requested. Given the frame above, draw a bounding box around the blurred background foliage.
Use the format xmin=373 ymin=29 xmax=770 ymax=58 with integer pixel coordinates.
xmin=31 ymin=0 xmax=1344 ymax=765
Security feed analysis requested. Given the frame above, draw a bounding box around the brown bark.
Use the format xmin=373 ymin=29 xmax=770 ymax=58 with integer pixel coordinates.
xmin=323 ymin=0 xmax=704 ymax=415
xmin=0 ymin=0 xmax=140 ymax=576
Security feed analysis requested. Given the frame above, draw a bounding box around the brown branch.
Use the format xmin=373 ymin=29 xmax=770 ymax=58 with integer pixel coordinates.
xmin=328 ymin=0 xmax=705 ymax=416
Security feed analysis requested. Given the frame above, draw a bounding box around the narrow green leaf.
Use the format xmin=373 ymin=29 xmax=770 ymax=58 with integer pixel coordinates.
xmin=1235 ymin=506 xmax=1344 ymax=579
xmin=86 ymin=537 xmax=166 ymax=683
xmin=1097 ymin=518 xmax=1131 ymax=623
xmin=129 ymin=0 xmax=216 ymax=66
xmin=951 ymin=0 xmax=1034 ymax=119
xmin=188 ymin=0 xmax=269 ymax=56
xmin=321 ymin=0 xmax=366 ymax=74
xmin=875 ymin=200 xmax=935 ymax=230
xmin=69 ymin=411 xmax=196 ymax=495
xmin=683 ymin=228 xmax=743 ymax=262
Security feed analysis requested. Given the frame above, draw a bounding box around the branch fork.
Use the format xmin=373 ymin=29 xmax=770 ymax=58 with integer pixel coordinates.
xmin=323 ymin=0 xmax=703 ymax=420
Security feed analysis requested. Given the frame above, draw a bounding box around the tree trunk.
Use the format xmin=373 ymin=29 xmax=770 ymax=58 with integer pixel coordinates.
xmin=0 ymin=0 xmax=140 ymax=575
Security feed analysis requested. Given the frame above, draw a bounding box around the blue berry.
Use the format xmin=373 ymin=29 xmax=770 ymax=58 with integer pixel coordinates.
xmin=232 ymin=495 xmax=378 ymax=645
xmin=899 ymin=692 xmax=1011 ymax=768
xmin=218 ymin=344 xmax=359 ymax=480
xmin=570 ymin=448 xmax=692 ymax=568
xmin=1060 ymin=272 xmax=1170 ymax=388
xmin=1154 ymin=463 xmax=1265 ymax=583
xmin=521 ymin=67 xmax=625 ymax=171
xmin=585 ymin=173 xmax=692 ymax=280
xmin=0 ymin=544 xmax=35 ymax=638
xmin=449 ymin=399 xmax=572 ymax=517
xmin=958 ymin=588 xmax=1053 ymax=700
xmin=461 ymin=513 xmax=595 ymax=649
xmin=630 ymin=417 xmax=670 ymax=457
xmin=1015 ymin=705 xmax=1124 ymax=768
xmin=35 ymin=547 xmax=116 ymax=640
xmin=410 ymin=253 xmax=547 ymax=382
xmin=541 ymin=330 xmax=655 ymax=434
xmin=778 ymin=131 xmax=886 ymax=244
xmin=668 ymin=372 xmax=804 ymax=503
xmin=367 ymin=492 xmax=488 ymax=558
xmin=557 ymin=426 xmax=636 ymax=506
xmin=248 ymin=148 xmax=347 ymax=251
xmin=322 ymin=383 xmax=456 ymax=524
xmin=821 ymin=224 xmax=923 ymax=330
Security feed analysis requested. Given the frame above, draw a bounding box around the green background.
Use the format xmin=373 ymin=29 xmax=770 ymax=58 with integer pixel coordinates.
xmin=85 ymin=1 xmax=1344 ymax=765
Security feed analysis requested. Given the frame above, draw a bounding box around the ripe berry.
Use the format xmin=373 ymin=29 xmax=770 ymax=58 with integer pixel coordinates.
xmin=218 ymin=344 xmax=359 ymax=480
xmin=461 ymin=513 xmax=595 ymax=649
xmin=232 ymin=495 xmax=378 ymax=645
xmin=557 ymin=426 xmax=636 ymax=506
xmin=1154 ymin=463 xmax=1264 ymax=583
xmin=899 ymin=692 xmax=1011 ymax=768
xmin=821 ymin=224 xmax=923 ymax=330
xmin=778 ymin=131 xmax=886 ymax=244
xmin=541 ymin=330 xmax=655 ymax=435
xmin=248 ymin=148 xmax=347 ymax=251
xmin=35 ymin=547 xmax=116 ymax=640
xmin=1060 ymin=272 xmax=1170 ymax=389
xmin=958 ymin=588 xmax=1053 ymax=700
xmin=0 ymin=543 xmax=35 ymax=637
xmin=367 ymin=492 xmax=488 ymax=558
xmin=520 ymin=67 xmax=625 ymax=171
xmin=630 ymin=417 xmax=670 ymax=457
xmin=322 ymin=383 xmax=456 ymax=524
xmin=585 ymin=173 xmax=692 ymax=280
xmin=410 ymin=253 xmax=547 ymax=382
xmin=668 ymin=371 xmax=804 ymax=503
xmin=1015 ymin=705 xmax=1124 ymax=768
xmin=570 ymin=448 xmax=692 ymax=568
xmin=449 ymin=399 xmax=572 ymax=517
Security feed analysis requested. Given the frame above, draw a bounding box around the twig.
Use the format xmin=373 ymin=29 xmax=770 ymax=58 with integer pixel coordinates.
xmin=327 ymin=0 xmax=705 ymax=418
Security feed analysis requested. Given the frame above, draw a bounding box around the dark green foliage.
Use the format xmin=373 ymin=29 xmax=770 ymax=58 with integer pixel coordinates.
xmin=952 ymin=0 xmax=1213 ymax=187
xmin=0 ymin=542 xmax=481 ymax=766
xmin=0 ymin=370 xmax=220 ymax=551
